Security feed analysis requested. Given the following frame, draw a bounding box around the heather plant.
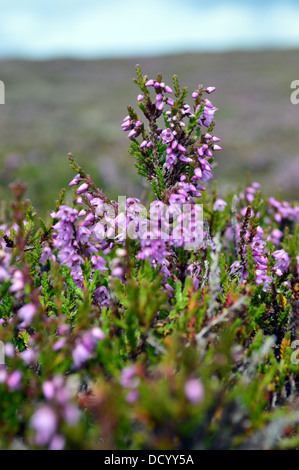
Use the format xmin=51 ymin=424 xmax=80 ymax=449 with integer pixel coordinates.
xmin=0 ymin=65 xmax=299 ymax=450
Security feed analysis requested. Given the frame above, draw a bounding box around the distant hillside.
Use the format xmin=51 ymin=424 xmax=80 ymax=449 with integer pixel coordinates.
xmin=0 ymin=49 xmax=298 ymax=217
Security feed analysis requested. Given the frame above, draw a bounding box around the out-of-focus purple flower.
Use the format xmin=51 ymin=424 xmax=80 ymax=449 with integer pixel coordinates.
xmin=0 ymin=367 xmax=7 ymax=384
xmin=30 ymin=405 xmax=58 ymax=446
xmin=120 ymin=366 xmax=139 ymax=388
xmin=49 ymin=434 xmax=65 ymax=451
xmin=72 ymin=343 xmax=92 ymax=369
xmin=213 ymin=199 xmax=227 ymax=212
xmin=43 ymin=380 xmax=56 ymax=400
xmin=53 ymin=337 xmax=67 ymax=351
xmin=18 ymin=303 xmax=37 ymax=328
xmin=4 ymin=342 xmax=15 ymax=358
xmin=94 ymin=285 xmax=110 ymax=307
xmin=7 ymin=370 xmax=23 ymax=391
xmin=20 ymin=348 xmax=38 ymax=365
xmin=126 ymin=389 xmax=139 ymax=404
xmin=184 ymin=378 xmax=204 ymax=404
xmin=9 ymin=270 xmax=24 ymax=293
xmin=137 ymin=94 xmax=144 ymax=102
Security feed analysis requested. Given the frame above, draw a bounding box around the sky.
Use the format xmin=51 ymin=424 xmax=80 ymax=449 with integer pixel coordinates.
xmin=0 ymin=0 xmax=299 ymax=59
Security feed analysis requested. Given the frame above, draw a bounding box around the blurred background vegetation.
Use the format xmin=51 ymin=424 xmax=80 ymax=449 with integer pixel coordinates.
xmin=0 ymin=49 xmax=298 ymax=221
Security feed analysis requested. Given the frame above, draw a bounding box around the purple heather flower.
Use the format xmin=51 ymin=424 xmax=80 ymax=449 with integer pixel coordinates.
xmin=62 ymin=404 xmax=80 ymax=425
xmin=140 ymin=140 xmax=148 ymax=148
xmin=155 ymin=93 xmax=164 ymax=111
xmin=53 ymin=337 xmax=67 ymax=351
xmin=120 ymin=366 xmax=138 ymax=388
xmin=9 ymin=270 xmax=24 ymax=293
xmin=184 ymin=378 xmax=204 ymax=404
xmin=205 ymin=86 xmax=216 ymax=94
xmin=161 ymin=128 xmax=175 ymax=144
xmin=128 ymin=129 xmax=137 ymax=138
xmin=212 ymin=144 xmax=222 ymax=151
xmin=166 ymin=151 xmax=177 ymax=170
xmin=272 ymin=249 xmax=290 ymax=276
xmin=0 ymin=367 xmax=7 ymax=384
xmin=20 ymin=348 xmax=38 ymax=365
xmin=7 ymin=370 xmax=23 ymax=391
xmin=94 ymin=285 xmax=110 ymax=307
xmin=68 ymin=174 xmax=81 ymax=187
xmin=166 ymin=97 xmax=174 ymax=106
xmin=164 ymin=85 xmax=173 ymax=93
xmin=91 ymin=326 xmax=105 ymax=340
xmin=77 ymin=182 xmax=89 ymax=196
xmin=43 ymin=380 xmax=56 ymax=400
xmin=213 ymin=199 xmax=227 ymax=212
xmin=18 ymin=303 xmax=36 ymax=328
xmin=49 ymin=434 xmax=65 ymax=451
xmin=4 ymin=342 xmax=15 ymax=358
xmin=30 ymin=405 xmax=58 ymax=446
xmin=126 ymin=389 xmax=139 ymax=404
xmin=137 ymin=94 xmax=144 ymax=102
xmin=255 ymin=270 xmax=272 ymax=292
xmin=72 ymin=343 xmax=91 ymax=369
xmin=200 ymin=103 xmax=218 ymax=127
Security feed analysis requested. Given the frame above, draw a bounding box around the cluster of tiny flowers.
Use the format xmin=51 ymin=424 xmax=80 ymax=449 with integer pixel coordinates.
xmin=227 ymin=190 xmax=297 ymax=291
xmin=119 ymin=365 xmax=140 ymax=404
xmin=72 ymin=326 xmax=105 ymax=369
xmin=268 ymin=197 xmax=299 ymax=224
xmin=46 ymin=203 xmax=110 ymax=306
xmin=272 ymin=249 xmax=290 ymax=276
xmin=0 ymin=364 xmax=23 ymax=392
xmin=30 ymin=375 xmax=81 ymax=449
xmin=252 ymin=226 xmax=272 ymax=292
xmin=0 ymin=249 xmax=25 ymax=296
xmin=122 ymin=76 xmax=221 ymax=206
